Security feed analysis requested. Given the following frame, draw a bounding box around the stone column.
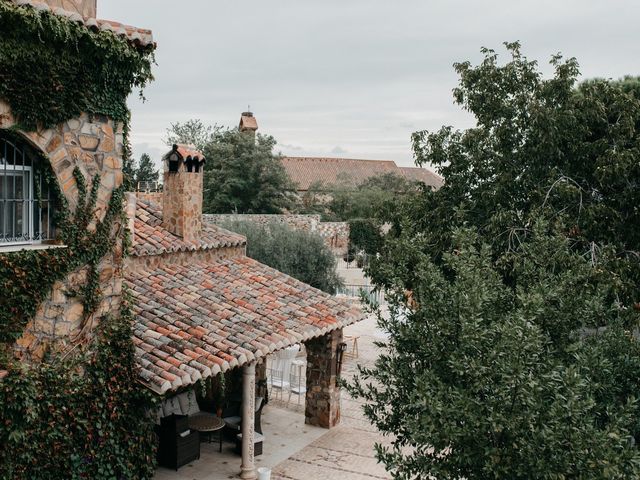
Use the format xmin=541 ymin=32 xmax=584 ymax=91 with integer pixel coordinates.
xmin=240 ymin=362 xmax=257 ymax=480
xmin=305 ymin=328 xmax=343 ymax=428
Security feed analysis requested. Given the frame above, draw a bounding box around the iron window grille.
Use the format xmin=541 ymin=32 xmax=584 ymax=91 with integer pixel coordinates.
xmin=0 ymin=135 xmax=56 ymax=245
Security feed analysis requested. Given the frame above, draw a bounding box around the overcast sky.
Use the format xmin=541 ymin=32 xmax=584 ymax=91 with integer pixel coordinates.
xmin=101 ymin=0 xmax=639 ymax=170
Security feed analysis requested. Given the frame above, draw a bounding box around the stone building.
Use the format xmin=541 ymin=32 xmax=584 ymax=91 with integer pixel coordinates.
xmin=0 ymin=0 xmax=154 ymax=362
xmin=126 ymin=145 xmax=362 ymax=478
xmin=1 ymin=2 xmax=362 ymax=479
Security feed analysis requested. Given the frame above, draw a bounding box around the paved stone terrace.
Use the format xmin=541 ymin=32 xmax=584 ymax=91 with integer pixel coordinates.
xmin=271 ymin=313 xmax=392 ymax=480
xmin=152 ymin=313 xmax=391 ymax=480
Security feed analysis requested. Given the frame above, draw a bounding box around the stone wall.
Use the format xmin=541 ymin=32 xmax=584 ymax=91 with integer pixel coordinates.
xmin=305 ymin=328 xmax=343 ymax=428
xmin=0 ymin=101 xmax=124 ymax=362
xmin=125 ymin=246 xmax=246 ymax=273
xmin=136 ymin=191 xmax=162 ymax=205
xmin=163 ymin=171 xmax=203 ymax=243
xmin=205 ymin=213 xmax=321 ymax=232
xmin=42 ymin=0 xmax=97 ymax=18
xmin=204 ymin=214 xmax=349 ymax=256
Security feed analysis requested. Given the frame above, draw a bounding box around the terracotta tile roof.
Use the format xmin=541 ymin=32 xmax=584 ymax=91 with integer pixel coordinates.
xmin=240 ymin=114 xmax=258 ymax=131
xmin=132 ymin=199 xmax=246 ymax=257
xmin=282 ymin=157 xmax=400 ymax=191
xmin=174 ymin=144 xmax=205 ymax=162
xmin=10 ymin=0 xmax=155 ymax=48
xmin=126 ymin=257 xmax=363 ymax=394
xmin=399 ymin=166 xmax=444 ymax=189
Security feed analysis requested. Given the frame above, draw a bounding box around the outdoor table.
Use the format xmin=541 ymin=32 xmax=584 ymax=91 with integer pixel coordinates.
xmin=188 ymin=414 xmax=225 ymax=452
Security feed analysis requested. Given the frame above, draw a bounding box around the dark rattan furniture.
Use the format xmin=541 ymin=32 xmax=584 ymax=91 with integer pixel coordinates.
xmin=157 ymin=414 xmax=200 ymax=470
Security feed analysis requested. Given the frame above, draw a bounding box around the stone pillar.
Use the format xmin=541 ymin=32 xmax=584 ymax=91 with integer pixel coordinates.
xmin=240 ymin=362 xmax=257 ymax=480
xmin=305 ymin=328 xmax=343 ymax=428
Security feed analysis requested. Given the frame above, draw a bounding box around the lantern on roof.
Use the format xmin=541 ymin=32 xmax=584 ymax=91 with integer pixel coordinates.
xmin=166 ymin=144 xmax=180 ymax=173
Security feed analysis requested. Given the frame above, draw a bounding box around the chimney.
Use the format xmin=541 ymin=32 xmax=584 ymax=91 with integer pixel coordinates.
xmin=162 ymin=144 xmax=205 ymax=242
xmin=239 ymin=110 xmax=258 ymax=139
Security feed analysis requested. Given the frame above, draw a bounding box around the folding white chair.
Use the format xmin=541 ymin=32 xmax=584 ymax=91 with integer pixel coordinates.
xmin=288 ymin=359 xmax=307 ymax=405
xmin=269 ymin=366 xmax=290 ymax=401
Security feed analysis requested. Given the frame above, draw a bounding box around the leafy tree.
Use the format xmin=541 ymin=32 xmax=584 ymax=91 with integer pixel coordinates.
xmin=296 ymin=173 xmax=416 ymax=222
xmin=122 ymin=154 xmax=137 ymax=192
xmin=134 ymin=153 xmax=159 ymax=187
xmin=220 ymin=221 xmax=343 ymax=294
xmin=203 ymin=129 xmax=294 ymax=214
xmin=348 ymin=42 xmax=640 ymax=479
xmin=328 ymin=173 xmax=414 ymax=221
xmin=348 ymin=218 xmax=383 ymax=256
xmin=164 ymin=119 xmax=218 ymax=152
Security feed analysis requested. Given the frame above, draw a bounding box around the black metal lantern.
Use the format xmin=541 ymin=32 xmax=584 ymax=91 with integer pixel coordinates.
xmin=167 ymin=145 xmax=180 ymax=173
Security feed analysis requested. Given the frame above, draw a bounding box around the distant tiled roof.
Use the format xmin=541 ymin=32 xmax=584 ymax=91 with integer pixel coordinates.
xmin=10 ymin=0 xmax=155 ymax=48
xmin=239 ymin=113 xmax=258 ymax=131
xmin=127 ymin=257 xmax=363 ymax=394
xmin=282 ymin=157 xmax=399 ymax=191
xmin=132 ymin=199 xmax=246 ymax=257
xmin=281 ymin=157 xmax=442 ymax=191
xmin=399 ymin=167 xmax=444 ymax=189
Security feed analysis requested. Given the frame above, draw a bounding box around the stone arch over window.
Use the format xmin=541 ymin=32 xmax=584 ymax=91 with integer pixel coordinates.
xmin=0 ymin=131 xmax=56 ymax=245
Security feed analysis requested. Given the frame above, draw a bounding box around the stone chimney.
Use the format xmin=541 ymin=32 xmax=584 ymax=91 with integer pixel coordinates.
xmin=239 ymin=111 xmax=258 ymax=139
xmin=162 ymin=144 xmax=205 ymax=243
xmin=42 ymin=0 xmax=97 ymax=17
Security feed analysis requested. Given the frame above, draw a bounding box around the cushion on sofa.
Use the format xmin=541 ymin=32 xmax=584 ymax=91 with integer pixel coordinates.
xmin=162 ymin=395 xmax=182 ymax=417
xmin=177 ymin=390 xmax=201 ymax=416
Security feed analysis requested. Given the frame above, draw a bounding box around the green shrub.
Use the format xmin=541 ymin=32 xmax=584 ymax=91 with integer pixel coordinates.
xmin=221 ymin=221 xmax=343 ymax=295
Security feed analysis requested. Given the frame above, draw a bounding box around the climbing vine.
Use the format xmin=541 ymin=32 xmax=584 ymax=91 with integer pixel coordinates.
xmin=0 ymin=3 xmax=157 ymax=478
xmin=0 ymin=157 xmax=127 ymax=352
xmin=0 ymin=298 xmax=157 ymax=480
xmin=0 ymin=1 xmax=154 ymax=130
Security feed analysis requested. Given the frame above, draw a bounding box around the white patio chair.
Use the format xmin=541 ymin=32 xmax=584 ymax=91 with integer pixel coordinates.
xmin=288 ymin=359 xmax=306 ymax=405
xmin=269 ymin=367 xmax=290 ymax=400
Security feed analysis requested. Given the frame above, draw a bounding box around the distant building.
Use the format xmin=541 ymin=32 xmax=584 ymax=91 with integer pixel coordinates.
xmin=237 ymin=112 xmax=443 ymax=193
xmin=281 ymin=156 xmax=443 ymax=194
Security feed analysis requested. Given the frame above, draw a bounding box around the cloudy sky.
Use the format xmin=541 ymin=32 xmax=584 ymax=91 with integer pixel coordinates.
xmin=101 ymin=0 xmax=639 ymax=170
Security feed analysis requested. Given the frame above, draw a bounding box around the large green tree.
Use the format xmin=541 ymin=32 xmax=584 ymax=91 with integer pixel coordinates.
xmin=349 ymin=43 xmax=640 ymax=479
xmin=203 ymin=129 xmax=294 ymax=214
xmin=134 ymin=153 xmax=159 ymax=187
xmin=164 ymin=119 xmax=218 ymax=152
xmin=328 ymin=173 xmax=415 ymax=221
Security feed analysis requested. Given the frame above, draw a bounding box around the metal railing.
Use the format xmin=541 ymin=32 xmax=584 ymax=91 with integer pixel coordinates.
xmin=335 ymin=252 xmax=372 ymax=270
xmin=336 ymin=283 xmax=385 ymax=304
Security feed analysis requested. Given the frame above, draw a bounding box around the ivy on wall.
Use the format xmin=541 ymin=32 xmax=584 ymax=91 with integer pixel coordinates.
xmin=0 ymin=1 xmax=154 ymax=130
xmin=0 ymin=158 xmax=127 ymax=350
xmin=0 ymin=2 xmax=158 ymax=478
xmin=0 ymin=299 xmax=157 ymax=480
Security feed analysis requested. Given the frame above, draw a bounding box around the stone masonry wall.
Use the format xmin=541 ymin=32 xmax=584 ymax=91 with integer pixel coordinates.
xmin=162 ymin=171 xmax=203 ymax=243
xmin=42 ymin=0 xmax=97 ymax=18
xmin=305 ymin=328 xmax=343 ymax=428
xmin=0 ymin=101 xmax=124 ymax=362
xmin=205 ymin=213 xmax=321 ymax=232
xmin=204 ymin=214 xmax=349 ymax=256
xmin=125 ymin=246 xmax=246 ymax=274
xmin=136 ymin=191 xmax=162 ymax=205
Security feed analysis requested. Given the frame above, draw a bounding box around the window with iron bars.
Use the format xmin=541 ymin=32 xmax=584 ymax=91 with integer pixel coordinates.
xmin=0 ymin=134 xmax=56 ymax=245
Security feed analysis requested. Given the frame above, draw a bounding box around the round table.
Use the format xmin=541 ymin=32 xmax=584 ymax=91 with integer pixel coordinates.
xmin=188 ymin=414 xmax=225 ymax=452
